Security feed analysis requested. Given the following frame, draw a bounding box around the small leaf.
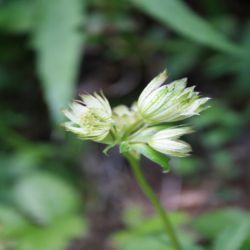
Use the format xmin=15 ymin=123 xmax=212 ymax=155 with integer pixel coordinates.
xmin=131 ymin=143 xmax=169 ymax=172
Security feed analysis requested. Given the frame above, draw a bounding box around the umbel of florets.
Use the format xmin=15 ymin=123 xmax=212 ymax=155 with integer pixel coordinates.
xmin=62 ymin=70 xmax=210 ymax=169
xmin=63 ymin=92 xmax=113 ymax=142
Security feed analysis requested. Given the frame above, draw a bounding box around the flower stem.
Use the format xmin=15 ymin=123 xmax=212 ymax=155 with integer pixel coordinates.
xmin=124 ymin=153 xmax=182 ymax=250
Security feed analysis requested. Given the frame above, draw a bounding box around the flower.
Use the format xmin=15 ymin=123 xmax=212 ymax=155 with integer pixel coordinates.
xmin=62 ymin=92 xmax=113 ymax=142
xmin=62 ymin=69 xmax=210 ymax=162
xmin=137 ymin=70 xmax=210 ymax=124
xmin=148 ymin=127 xmax=193 ymax=157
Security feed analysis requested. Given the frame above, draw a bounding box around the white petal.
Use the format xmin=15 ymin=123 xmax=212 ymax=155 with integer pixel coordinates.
xmin=139 ymin=85 xmax=167 ymax=113
xmin=152 ymin=127 xmax=193 ymax=140
xmin=81 ymin=92 xmax=112 ymax=117
xmin=184 ymin=97 xmax=210 ymax=115
xmin=64 ymin=122 xmax=86 ymax=134
xmin=62 ymin=109 xmax=79 ymax=124
xmin=81 ymin=94 xmax=102 ymax=109
xmin=171 ymin=78 xmax=187 ymax=92
xmin=138 ymin=70 xmax=168 ymax=105
xmin=71 ymin=102 xmax=85 ymax=115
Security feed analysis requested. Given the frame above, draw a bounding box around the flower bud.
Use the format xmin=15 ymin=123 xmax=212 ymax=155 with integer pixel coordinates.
xmin=148 ymin=127 xmax=193 ymax=157
xmin=137 ymin=71 xmax=210 ymax=124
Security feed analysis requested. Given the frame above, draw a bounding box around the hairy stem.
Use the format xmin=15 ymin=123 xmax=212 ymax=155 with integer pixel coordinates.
xmin=124 ymin=153 xmax=182 ymax=250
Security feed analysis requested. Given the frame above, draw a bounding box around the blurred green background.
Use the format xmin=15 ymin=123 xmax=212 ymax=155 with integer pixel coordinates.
xmin=0 ymin=0 xmax=250 ymax=249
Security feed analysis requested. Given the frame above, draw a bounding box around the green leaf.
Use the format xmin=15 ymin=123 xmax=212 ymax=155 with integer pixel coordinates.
xmin=0 ymin=207 xmax=86 ymax=250
xmin=130 ymin=0 xmax=244 ymax=56
xmin=0 ymin=0 xmax=35 ymax=33
xmin=193 ymin=208 xmax=250 ymax=239
xmin=113 ymin=210 xmax=200 ymax=250
xmin=213 ymin=220 xmax=250 ymax=250
xmin=32 ymin=0 xmax=85 ymax=124
xmin=171 ymin=157 xmax=201 ymax=177
xmin=15 ymin=215 xmax=86 ymax=250
xmin=13 ymin=172 xmax=80 ymax=224
xmin=131 ymin=143 xmax=169 ymax=172
xmin=0 ymin=206 xmax=29 ymax=237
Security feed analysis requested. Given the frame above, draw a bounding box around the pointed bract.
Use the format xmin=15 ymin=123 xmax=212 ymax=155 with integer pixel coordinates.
xmin=138 ymin=70 xmax=168 ymax=106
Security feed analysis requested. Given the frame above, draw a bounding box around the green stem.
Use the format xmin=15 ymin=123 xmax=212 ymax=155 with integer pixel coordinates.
xmin=124 ymin=153 xmax=182 ymax=250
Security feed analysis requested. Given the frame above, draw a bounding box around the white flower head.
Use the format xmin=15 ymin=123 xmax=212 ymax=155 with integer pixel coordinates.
xmin=148 ymin=127 xmax=193 ymax=157
xmin=137 ymin=70 xmax=210 ymax=124
xmin=62 ymin=92 xmax=113 ymax=142
xmin=62 ymin=69 xmax=210 ymax=162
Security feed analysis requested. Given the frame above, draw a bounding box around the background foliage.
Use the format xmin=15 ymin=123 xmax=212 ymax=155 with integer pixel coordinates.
xmin=0 ymin=0 xmax=249 ymax=249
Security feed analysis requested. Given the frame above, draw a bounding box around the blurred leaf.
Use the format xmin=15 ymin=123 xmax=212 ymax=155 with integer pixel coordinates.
xmin=114 ymin=234 xmax=171 ymax=250
xmin=212 ymin=220 xmax=250 ymax=250
xmin=210 ymin=16 xmax=238 ymax=37
xmin=123 ymin=211 xmax=187 ymax=235
xmin=204 ymin=53 xmax=238 ymax=78
xmin=241 ymin=238 xmax=250 ymax=250
xmin=202 ymin=127 xmax=234 ymax=148
xmin=205 ymin=23 xmax=250 ymax=96
xmin=233 ymin=22 xmax=250 ymax=95
xmin=15 ymin=215 xmax=86 ymax=250
xmin=131 ymin=0 xmax=244 ymax=56
xmin=32 ymin=0 xmax=85 ymax=124
xmin=0 ymin=0 xmax=35 ymax=32
xmin=193 ymin=208 xmax=250 ymax=239
xmin=114 ymin=210 xmax=202 ymax=250
xmin=164 ymin=40 xmax=203 ymax=77
xmin=0 ymin=207 xmax=85 ymax=250
xmin=211 ymin=151 xmax=238 ymax=178
xmin=191 ymin=101 xmax=242 ymax=129
xmin=0 ymin=206 xmax=29 ymax=237
xmin=131 ymin=143 xmax=169 ymax=172
xmin=166 ymin=48 xmax=201 ymax=77
xmin=170 ymin=157 xmax=201 ymax=177
xmin=13 ymin=172 xmax=80 ymax=224
xmin=122 ymin=206 xmax=145 ymax=228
